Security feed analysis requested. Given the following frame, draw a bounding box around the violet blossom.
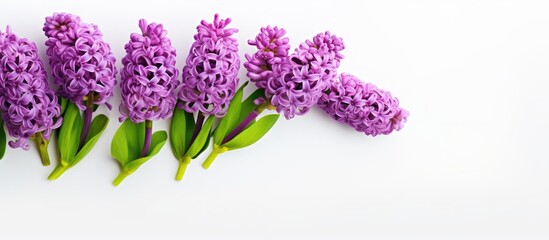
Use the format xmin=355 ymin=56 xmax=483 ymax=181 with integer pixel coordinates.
xmin=245 ymin=29 xmax=345 ymax=119
xmin=244 ymin=26 xmax=290 ymax=89
xmin=178 ymin=14 xmax=240 ymax=117
xmin=0 ymin=26 xmax=61 ymax=150
xmin=317 ymin=73 xmax=408 ymax=136
xmin=43 ymin=12 xmax=117 ymax=110
xmin=119 ymin=19 xmax=179 ymax=123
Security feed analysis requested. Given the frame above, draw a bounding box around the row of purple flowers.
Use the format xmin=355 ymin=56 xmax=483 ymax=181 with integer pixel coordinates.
xmin=0 ymin=13 xmax=408 ymax=185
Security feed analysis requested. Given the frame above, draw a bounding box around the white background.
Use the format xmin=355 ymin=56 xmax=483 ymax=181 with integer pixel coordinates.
xmin=0 ymin=0 xmax=548 ymax=239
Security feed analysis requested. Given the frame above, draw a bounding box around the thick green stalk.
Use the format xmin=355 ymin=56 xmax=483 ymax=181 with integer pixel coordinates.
xmin=113 ymin=171 xmax=129 ymax=186
xmin=176 ymin=156 xmax=192 ymax=181
xmin=48 ymin=164 xmax=69 ymax=180
xmin=202 ymin=144 xmax=228 ymax=169
xmin=34 ymin=132 xmax=50 ymax=166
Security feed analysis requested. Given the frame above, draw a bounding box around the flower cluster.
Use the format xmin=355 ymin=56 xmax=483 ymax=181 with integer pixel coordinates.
xmin=43 ymin=13 xmax=117 ymax=110
xmin=318 ymin=73 xmax=408 ymax=136
xmin=295 ymin=31 xmax=344 ymax=85
xmin=0 ymin=26 xmax=61 ymax=149
xmin=178 ymin=14 xmax=240 ymax=117
xmin=119 ymin=20 xmax=179 ymax=123
xmin=244 ymin=26 xmax=290 ymax=89
xmin=246 ymin=29 xmax=345 ymax=119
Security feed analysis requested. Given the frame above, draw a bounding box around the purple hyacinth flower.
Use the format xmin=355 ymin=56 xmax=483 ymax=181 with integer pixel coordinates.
xmin=295 ymin=31 xmax=344 ymax=86
xmin=178 ymin=14 xmax=240 ymax=117
xmin=0 ymin=26 xmax=61 ymax=150
xmin=119 ymin=19 xmax=179 ymax=123
xmin=43 ymin=13 xmax=117 ymax=110
xmin=265 ymin=56 xmax=320 ymax=119
xmin=318 ymin=73 xmax=408 ymax=136
xmin=244 ymin=29 xmax=345 ymax=119
xmin=244 ymin=26 xmax=290 ymax=89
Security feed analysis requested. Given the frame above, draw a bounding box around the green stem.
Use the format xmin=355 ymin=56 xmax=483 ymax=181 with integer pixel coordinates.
xmin=113 ymin=171 xmax=130 ymax=186
xmin=202 ymin=144 xmax=228 ymax=169
xmin=175 ymin=156 xmax=192 ymax=181
xmin=34 ymin=132 xmax=50 ymax=166
xmin=48 ymin=164 xmax=70 ymax=180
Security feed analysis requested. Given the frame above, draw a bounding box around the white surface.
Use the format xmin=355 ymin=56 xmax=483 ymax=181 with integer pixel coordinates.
xmin=0 ymin=0 xmax=548 ymax=239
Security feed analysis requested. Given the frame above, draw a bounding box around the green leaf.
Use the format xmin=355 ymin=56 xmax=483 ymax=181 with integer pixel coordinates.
xmin=184 ymin=111 xmax=196 ymax=152
xmin=196 ymin=129 xmax=211 ymax=157
xmin=124 ymin=131 xmax=167 ymax=172
xmin=169 ymin=106 xmax=195 ymax=160
xmin=111 ymin=119 xmax=145 ymax=165
xmin=0 ymin=118 xmax=6 ymax=160
xmin=187 ymin=115 xmax=214 ymax=158
xmin=70 ymin=114 xmax=109 ymax=166
xmin=238 ymin=88 xmax=265 ymax=124
xmin=169 ymin=107 xmax=185 ymax=160
xmin=59 ymin=97 xmax=68 ymax=116
xmin=223 ymin=114 xmax=279 ymax=150
xmin=213 ymin=82 xmax=246 ymax=145
xmin=58 ymin=102 xmax=83 ymax=164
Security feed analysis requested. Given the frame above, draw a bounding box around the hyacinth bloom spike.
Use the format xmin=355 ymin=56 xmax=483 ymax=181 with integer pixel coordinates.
xmin=111 ymin=19 xmax=177 ymax=186
xmin=267 ymin=31 xmax=344 ymax=119
xmin=44 ymin=13 xmax=117 ymax=111
xmin=119 ymin=19 xmax=179 ymax=124
xmin=243 ymin=29 xmax=344 ymax=120
xmin=202 ymin=28 xmax=345 ymax=169
xmin=170 ymin=14 xmax=239 ymax=181
xmin=178 ymin=14 xmax=240 ymax=118
xmin=244 ymin=26 xmax=290 ymax=89
xmin=318 ymin=73 xmax=408 ymax=136
xmin=44 ymin=13 xmax=116 ymax=180
xmin=0 ymin=26 xmax=62 ymax=165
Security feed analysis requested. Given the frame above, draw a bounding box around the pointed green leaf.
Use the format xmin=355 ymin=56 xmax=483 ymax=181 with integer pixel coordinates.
xmin=223 ymin=114 xmax=279 ymax=150
xmin=238 ymin=88 xmax=265 ymax=124
xmin=58 ymin=102 xmax=83 ymax=164
xmin=111 ymin=119 xmax=145 ymax=165
xmin=184 ymin=111 xmax=196 ymax=152
xmin=213 ymin=82 xmax=246 ymax=145
xmin=197 ymin=130 xmax=211 ymax=157
xmin=124 ymin=131 xmax=167 ymax=172
xmin=111 ymin=121 xmax=130 ymax=164
xmin=169 ymin=107 xmax=185 ymax=160
xmin=70 ymin=114 xmax=109 ymax=166
xmin=84 ymin=115 xmax=108 ymax=143
xmin=59 ymin=97 xmax=68 ymax=116
xmin=187 ymin=116 xmax=214 ymax=158
xmin=0 ymin=118 xmax=6 ymax=160
xmin=169 ymin=106 xmax=195 ymax=160
xmin=125 ymin=121 xmax=146 ymax=162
